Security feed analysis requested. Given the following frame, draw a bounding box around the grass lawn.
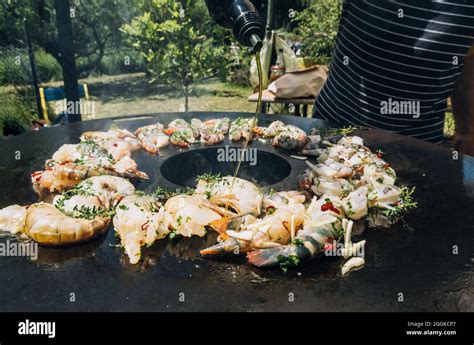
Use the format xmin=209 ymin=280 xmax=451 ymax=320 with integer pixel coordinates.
xmin=44 ymin=73 xmax=257 ymax=120
xmin=3 ymin=72 xmax=455 ymax=144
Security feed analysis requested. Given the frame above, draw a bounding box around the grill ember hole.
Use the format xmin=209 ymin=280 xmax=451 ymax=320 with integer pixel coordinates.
xmin=160 ymin=147 xmax=292 ymax=187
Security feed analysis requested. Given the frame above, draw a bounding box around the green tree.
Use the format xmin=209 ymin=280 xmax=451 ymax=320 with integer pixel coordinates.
xmin=293 ymin=0 xmax=342 ymax=65
xmin=0 ymin=0 xmax=138 ymax=77
xmin=121 ymin=0 xmax=227 ymax=111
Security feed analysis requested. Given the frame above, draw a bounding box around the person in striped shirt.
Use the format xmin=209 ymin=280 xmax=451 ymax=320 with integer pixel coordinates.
xmin=313 ymin=0 xmax=474 ymax=155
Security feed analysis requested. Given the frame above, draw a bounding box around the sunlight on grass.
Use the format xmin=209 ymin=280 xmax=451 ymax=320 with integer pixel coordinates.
xmin=52 ymin=73 xmax=258 ymax=120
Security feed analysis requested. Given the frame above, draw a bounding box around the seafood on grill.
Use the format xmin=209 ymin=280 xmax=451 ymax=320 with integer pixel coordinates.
xmin=165 ymin=119 xmax=197 ymax=148
xmin=195 ymin=176 xmax=263 ymax=216
xmin=32 ymin=135 xmax=147 ymax=197
xmin=1 ymin=176 xmax=134 ymax=246
xmin=164 ymin=195 xmax=227 ymax=237
xmin=114 ymin=194 xmax=172 ymax=264
xmin=0 ymin=202 xmax=111 ymax=246
xmin=253 ymin=120 xmax=286 ymax=138
xmin=81 ymin=129 xmax=142 ymax=158
xmin=272 ymin=125 xmax=308 ymax=150
xmin=83 ymin=127 xmax=140 ymax=140
xmin=341 ymin=187 xmax=368 ymax=220
xmin=191 ymin=118 xmax=230 ymax=145
xmin=306 ymin=160 xmax=353 ymax=179
xmin=0 ymin=204 xmax=27 ymax=234
xmin=31 ymin=160 xmax=144 ymax=199
xmin=0 ymin=119 xmax=418 ymax=272
xmin=253 ymin=121 xmax=309 ymax=150
xmin=52 ymin=176 xmax=136 ymax=214
xmin=200 ymin=191 xmax=306 ymax=255
xmin=229 ymin=117 xmax=256 ymax=141
xmin=299 ymin=172 xmax=354 ymax=198
xmin=247 ymin=134 xmax=416 ymax=270
xmin=25 ymin=203 xmax=111 ymax=246
xmin=247 ymin=196 xmax=344 ymax=267
xmin=134 ymin=123 xmax=170 ymax=154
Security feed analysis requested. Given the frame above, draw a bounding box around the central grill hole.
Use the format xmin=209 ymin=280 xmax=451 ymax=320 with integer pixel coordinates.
xmin=160 ymin=147 xmax=291 ymax=187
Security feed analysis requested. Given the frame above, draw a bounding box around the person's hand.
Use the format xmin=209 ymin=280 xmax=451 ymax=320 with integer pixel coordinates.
xmin=454 ymin=133 xmax=474 ymax=156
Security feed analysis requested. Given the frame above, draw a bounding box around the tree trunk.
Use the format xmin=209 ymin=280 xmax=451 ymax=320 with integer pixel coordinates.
xmin=184 ymin=84 xmax=189 ymax=112
xmin=183 ymin=72 xmax=190 ymax=112
xmin=54 ymin=0 xmax=81 ymax=122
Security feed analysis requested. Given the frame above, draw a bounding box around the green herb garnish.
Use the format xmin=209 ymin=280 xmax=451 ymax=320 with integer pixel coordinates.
xmin=196 ymin=172 xmax=222 ymax=184
xmin=291 ymin=239 xmax=305 ymax=246
xmin=382 ymin=186 xmax=417 ymax=223
xmin=277 ymin=255 xmax=300 ymax=273
xmin=153 ymin=186 xmax=194 ymax=200
xmin=168 ymin=230 xmax=181 ymax=241
xmin=346 ymin=201 xmax=354 ymax=217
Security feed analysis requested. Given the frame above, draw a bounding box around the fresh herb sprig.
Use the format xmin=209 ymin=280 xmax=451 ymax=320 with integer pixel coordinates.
xmin=153 ymin=187 xmax=194 ymax=200
xmin=277 ymin=255 xmax=300 ymax=273
xmin=290 ymin=239 xmax=305 ymax=246
xmin=382 ymin=186 xmax=418 ymax=222
xmin=64 ymin=204 xmax=115 ymax=220
xmin=195 ymin=172 xmax=222 ymax=184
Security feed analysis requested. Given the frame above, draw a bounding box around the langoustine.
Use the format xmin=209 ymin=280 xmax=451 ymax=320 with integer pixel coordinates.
xmin=194 ymin=176 xmax=263 ymax=216
xmin=247 ymin=196 xmax=344 ymax=267
xmin=1 ymin=176 xmax=136 ymax=246
xmin=113 ymin=194 xmax=171 ymax=264
xmin=32 ymin=136 xmax=147 ymax=197
xmin=164 ymin=195 xmax=227 ymax=237
xmin=0 ymin=202 xmax=111 ymax=246
xmin=200 ymin=191 xmax=306 ymax=255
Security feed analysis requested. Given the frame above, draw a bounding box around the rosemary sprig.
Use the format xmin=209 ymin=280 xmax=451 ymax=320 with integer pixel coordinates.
xmin=382 ymin=186 xmax=418 ymax=223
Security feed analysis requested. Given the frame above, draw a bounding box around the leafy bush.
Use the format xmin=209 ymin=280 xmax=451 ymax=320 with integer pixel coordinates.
xmin=293 ymin=0 xmax=342 ymax=65
xmin=97 ymin=51 xmax=147 ymax=75
xmin=0 ymin=50 xmax=31 ymax=86
xmin=0 ymin=91 xmax=36 ymax=137
xmin=0 ymin=48 xmax=62 ymax=86
xmin=35 ymin=50 xmax=62 ymax=82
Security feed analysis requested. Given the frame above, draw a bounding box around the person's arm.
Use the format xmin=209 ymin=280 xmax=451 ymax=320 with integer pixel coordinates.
xmin=452 ymin=45 xmax=474 ymax=156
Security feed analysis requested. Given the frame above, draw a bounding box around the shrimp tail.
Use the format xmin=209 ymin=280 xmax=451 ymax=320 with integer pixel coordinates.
xmin=247 ymin=222 xmax=341 ymax=268
xmin=200 ymin=238 xmax=248 ymax=256
xmin=246 ymin=244 xmax=312 ymax=267
xmin=130 ymin=170 xmax=149 ymax=180
xmin=208 ymin=215 xmax=245 ymax=234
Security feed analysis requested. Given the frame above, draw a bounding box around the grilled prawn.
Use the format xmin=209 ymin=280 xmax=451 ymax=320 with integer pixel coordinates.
xmin=134 ymin=123 xmax=170 ymax=154
xmin=200 ymin=191 xmax=306 ymax=255
xmin=52 ymin=176 xmax=136 ymax=212
xmin=229 ymin=117 xmax=256 ymax=141
xmin=195 ymin=176 xmax=263 ymax=216
xmin=114 ymin=194 xmax=171 ymax=264
xmin=191 ymin=118 xmax=230 ymax=145
xmin=272 ymin=125 xmax=308 ymax=150
xmin=247 ymin=196 xmax=344 ymax=267
xmin=0 ymin=203 xmax=111 ymax=246
xmin=164 ymin=195 xmax=225 ymax=237
xmin=25 ymin=203 xmax=111 ymax=246
xmin=81 ymin=129 xmax=142 ymax=152
xmin=164 ymin=120 xmax=196 ymax=148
